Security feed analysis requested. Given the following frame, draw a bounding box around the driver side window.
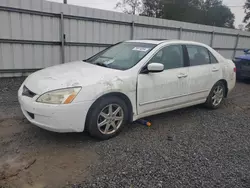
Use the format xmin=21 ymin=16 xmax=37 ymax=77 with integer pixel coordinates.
xmin=149 ymin=45 xmax=184 ymax=70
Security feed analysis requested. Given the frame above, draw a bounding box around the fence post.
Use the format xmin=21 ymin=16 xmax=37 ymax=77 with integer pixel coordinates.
xmin=210 ymin=31 xmax=214 ymax=47
xmin=179 ymin=27 xmax=182 ymax=40
xmin=60 ymin=12 xmax=65 ymax=64
xmin=131 ymin=21 xmax=135 ymax=39
xmin=233 ymin=34 xmax=239 ymax=58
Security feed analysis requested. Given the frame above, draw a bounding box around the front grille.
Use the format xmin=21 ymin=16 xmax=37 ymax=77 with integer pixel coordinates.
xmin=27 ymin=111 xmax=35 ymax=119
xmin=22 ymin=86 xmax=36 ymax=98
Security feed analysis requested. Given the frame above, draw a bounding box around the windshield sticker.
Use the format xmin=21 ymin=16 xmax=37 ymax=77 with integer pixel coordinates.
xmin=132 ymin=47 xmax=150 ymax=52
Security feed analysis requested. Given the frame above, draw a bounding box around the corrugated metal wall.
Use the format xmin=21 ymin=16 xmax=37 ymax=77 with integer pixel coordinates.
xmin=0 ymin=0 xmax=250 ymax=77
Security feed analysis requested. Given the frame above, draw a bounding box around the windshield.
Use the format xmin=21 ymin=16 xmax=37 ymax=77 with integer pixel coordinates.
xmin=86 ymin=42 xmax=156 ymax=70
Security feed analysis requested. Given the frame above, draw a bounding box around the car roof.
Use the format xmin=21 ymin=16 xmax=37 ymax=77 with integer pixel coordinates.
xmin=235 ymin=54 xmax=250 ymax=61
xmin=126 ymin=39 xmax=168 ymax=44
xmin=125 ymin=39 xmax=209 ymax=46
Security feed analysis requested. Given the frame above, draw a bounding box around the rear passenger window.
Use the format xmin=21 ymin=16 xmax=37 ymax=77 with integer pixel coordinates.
xmin=209 ymin=52 xmax=218 ymax=64
xmin=186 ymin=45 xmax=210 ymax=66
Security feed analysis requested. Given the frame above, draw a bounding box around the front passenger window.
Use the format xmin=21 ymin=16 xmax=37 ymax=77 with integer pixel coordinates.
xmin=149 ymin=45 xmax=184 ymax=70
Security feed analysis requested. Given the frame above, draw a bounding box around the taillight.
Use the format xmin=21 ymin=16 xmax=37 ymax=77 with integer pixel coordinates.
xmin=234 ymin=67 xmax=236 ymax=72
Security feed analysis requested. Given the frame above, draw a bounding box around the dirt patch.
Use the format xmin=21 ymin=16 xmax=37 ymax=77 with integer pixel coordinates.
xmin=0 ymin=148 xmax=98 ymax=188
xmin=0 ymin=156 xmax=36 ymax=180
xmin=0 ymin=119 xmax=99 ymax=188
xmin=0 ymin=119 xmax=25 ymax=137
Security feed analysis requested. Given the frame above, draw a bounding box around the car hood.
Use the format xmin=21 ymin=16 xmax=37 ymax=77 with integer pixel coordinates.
xmin=24 ymin=61 xmax=122 ymax=94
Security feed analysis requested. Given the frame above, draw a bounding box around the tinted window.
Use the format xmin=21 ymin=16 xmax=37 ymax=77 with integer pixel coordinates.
xmin=209 ymin=52 xmax=218 ymax=64
xmin=149 ymin=45 xmax=184 ymax=70
xmin=186 ymin=45 xmax=210 ymax=66
xmin=87 ymin=42 xmax=156 ymax=70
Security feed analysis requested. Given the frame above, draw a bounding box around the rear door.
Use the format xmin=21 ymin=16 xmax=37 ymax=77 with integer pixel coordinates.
xmin=208 ymin=50 xmax=223 ymax=86
xmin=185 ymin=45 xmax=218 ymax=102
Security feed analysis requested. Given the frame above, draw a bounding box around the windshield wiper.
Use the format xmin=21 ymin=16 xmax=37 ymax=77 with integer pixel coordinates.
xmin=99 ymin=56 xmax=112 ymax=59
xmin=96 ymin=62 xmax=108 ymax=67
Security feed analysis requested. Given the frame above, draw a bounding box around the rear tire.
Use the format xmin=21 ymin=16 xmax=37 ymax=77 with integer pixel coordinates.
xmin=86 ymin=96 xmax=128 ymax=140
xmin=205 ymin=81 xmax=226 ymax=109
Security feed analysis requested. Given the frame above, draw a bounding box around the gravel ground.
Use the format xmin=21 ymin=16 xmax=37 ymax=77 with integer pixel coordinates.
xmin=0 ymin=77 xmax=250 ymax=188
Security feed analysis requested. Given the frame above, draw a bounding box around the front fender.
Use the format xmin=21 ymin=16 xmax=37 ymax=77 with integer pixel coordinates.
xmin=73 ymin=76 xmax=137 ymax=118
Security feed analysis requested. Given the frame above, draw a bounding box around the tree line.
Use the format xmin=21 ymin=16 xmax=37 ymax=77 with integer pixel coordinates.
xmin=116 ymin=0 xmax=249 ymax=30
xmin=244 ymin=0 xmax=250 ymax=30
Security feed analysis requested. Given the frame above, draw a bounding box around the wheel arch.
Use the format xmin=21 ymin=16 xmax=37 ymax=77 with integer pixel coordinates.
xmin=218 ymin=79 xmax=228 ymax=97
xmin=86 ymin=92 xmax=134 ymax=125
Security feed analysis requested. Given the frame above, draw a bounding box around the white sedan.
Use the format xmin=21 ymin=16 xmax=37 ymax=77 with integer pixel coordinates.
xmin=18 ymin=40 xmax=236 ymax=139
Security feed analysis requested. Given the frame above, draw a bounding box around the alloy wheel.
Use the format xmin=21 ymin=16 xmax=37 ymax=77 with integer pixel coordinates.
xmin=97 ymin=104 xmax=124 ymax=135
xmin=212 ymin=85 xmax=224 ymax=106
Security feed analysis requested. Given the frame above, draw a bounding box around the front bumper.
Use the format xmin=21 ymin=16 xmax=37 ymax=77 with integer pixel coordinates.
xmin=18 ymin=89 xmax=93 ymax=133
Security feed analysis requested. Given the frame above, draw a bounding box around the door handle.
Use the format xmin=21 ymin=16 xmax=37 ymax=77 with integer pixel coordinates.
xmin=212 ymin=68 xmax=219 ymax=72
xmin=177 ymin=73 xmax=188 ymax=78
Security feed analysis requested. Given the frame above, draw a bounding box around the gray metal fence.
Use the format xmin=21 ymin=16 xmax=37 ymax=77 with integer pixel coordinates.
xmin=0 ymin=0 xmax=250 ymax=77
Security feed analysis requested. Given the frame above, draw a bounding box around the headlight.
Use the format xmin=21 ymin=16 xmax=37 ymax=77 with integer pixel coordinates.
xmin=36 ymin=87 xmax=81 ymax=104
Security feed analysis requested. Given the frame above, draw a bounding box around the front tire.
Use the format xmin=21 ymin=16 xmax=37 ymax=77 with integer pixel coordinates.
xmin=86 ymin=96 xmax=128 ymax=140
xmin=205 ymin=81 xmax=226 ymax=109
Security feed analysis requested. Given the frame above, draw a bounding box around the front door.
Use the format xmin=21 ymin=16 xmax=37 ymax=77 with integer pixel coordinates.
xmin=137 ymin=44 xmax=189 ymax=115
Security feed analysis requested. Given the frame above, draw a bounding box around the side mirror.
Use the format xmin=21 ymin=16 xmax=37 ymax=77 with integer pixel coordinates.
xmin=147 ymin=63 xmax=164 ymax=73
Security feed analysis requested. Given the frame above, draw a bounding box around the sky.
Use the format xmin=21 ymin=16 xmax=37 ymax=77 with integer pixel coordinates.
xmin=48 ymin=0 xmax=247 ymax=28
